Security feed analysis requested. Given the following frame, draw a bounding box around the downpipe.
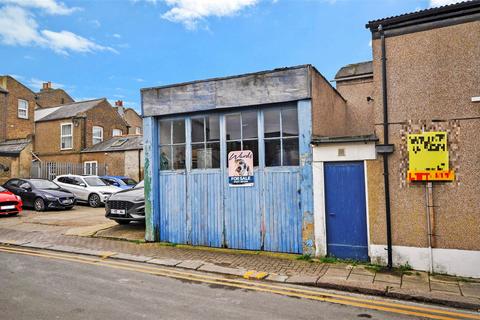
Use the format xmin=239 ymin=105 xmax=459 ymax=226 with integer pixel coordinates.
xmin=379 ymin=24 xmax=394 ymax=269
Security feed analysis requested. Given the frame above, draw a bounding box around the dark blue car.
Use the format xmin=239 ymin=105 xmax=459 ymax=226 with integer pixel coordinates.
xmin=99 ymin=176 xmax=137 ymax=190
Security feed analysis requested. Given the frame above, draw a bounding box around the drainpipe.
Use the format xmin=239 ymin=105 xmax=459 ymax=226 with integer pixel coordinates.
xmin=379 ymin=24 xmax=393 ymax=269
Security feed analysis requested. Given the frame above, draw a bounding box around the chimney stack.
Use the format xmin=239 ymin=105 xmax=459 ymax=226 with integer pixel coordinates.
xmin=41 ymin=82 xmax=52 ymax=91
xmin=115 ymin=100 xmax=123 ymax=107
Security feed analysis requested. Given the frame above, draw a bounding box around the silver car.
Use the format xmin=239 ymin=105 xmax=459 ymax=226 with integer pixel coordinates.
xmin=53 ymin=175 xmax=122 ymax=207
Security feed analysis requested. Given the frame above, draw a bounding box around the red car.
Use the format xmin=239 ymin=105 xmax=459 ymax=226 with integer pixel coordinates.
xmin=0 ymin=185 xmax=22 ymax=216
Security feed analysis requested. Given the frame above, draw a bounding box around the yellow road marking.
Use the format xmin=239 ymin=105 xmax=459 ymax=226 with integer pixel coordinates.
xmin=1 ymin=245 xmax=478 ymax=320
xmin=243 ymin=270 xmax=256 ymax=279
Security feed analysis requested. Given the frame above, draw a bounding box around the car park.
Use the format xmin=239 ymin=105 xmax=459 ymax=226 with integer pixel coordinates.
xmin=100 ymin=176 xmax=137 ymax=190
xmin=54 ymin=175 xmax=122 ymax=208
xmin=3 ymin=178 xmax=75 ymax=211
xmin=105 ymin=181 xmax=144 ymax=224
xmin=0 ymin=185 xmax=22 ymax=216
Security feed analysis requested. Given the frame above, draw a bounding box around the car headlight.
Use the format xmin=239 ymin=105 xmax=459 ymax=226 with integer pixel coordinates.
xmin=45 ymin=194 xmax=58 ymax=201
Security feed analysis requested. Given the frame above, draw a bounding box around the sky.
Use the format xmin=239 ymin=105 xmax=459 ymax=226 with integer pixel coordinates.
xmin=0 ymin=0 xmax=460 ymax=113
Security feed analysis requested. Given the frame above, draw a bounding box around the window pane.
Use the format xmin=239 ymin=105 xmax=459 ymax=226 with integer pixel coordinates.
xmin=206 ymin=142 xmax=220 ymax=168
xmin=159 ymin=146 xmax=171 ymax=170
xmin=264 ymin=109 xmax=280 ymax=138
xmin=283 ymin=138 xmax=299 ymax=166
xmin=282 ymin=108 xmax=299 ymax=137
xmin=206 ymin=115 xmax=220 ymax=141
xmin=172 ymin=145 xmax=186 ymax=169
xmin=226 ymin=114 xmax=241 ymax=141
xmin=242 ymin=140 xmax=259 ymax=166
xmin=242 ymin=111 xmax=258 ymax=139
xmin=191 ymin=143 xmax=204 ymax=169
xmin=159 ymin=120 xmax=171 ymax=145
xmin=191 ymin=117 xmax=204 ymax=143
xmin=265 ymin=139 xmax=281 ymax=167
xmin=62 ymin=124 xmax=72 ymax=135
xmin=226 ymin=141 xmax=242 ymax=160
xmin=172 ymin=120 xmax=185 ymax=144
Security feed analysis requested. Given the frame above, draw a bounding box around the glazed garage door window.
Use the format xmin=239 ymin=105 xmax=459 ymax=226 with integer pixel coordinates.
xmin=191 ymin=115 xmax=220 ymax=169
xmin=159 ymin=119 xmax=186 ymax=170
xmin=264 ymin=107 xmax=299 ymax=166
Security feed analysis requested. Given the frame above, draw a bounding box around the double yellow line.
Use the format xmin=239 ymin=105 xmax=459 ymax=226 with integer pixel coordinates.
xmin=0 ymin=245 xmax=478 ymax=320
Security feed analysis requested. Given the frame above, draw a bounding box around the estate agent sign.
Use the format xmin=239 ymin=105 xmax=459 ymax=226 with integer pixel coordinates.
xmin=228 ymin=150 xmax=254 ymax=187
xmin=407 ymin=131 xmax=454 ymax=182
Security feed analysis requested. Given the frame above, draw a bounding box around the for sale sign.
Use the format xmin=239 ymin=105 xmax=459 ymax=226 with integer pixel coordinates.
xmin=228 ymin=150 xmax=254 ymax=187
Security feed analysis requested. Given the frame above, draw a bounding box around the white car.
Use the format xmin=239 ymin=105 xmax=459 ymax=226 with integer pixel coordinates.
xmin=53 ymin=175 xmax=122 ymax=207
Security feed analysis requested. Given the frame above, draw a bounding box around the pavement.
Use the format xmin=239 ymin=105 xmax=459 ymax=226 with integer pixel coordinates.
xmin=1 ymin=206 xmax=479 ymax=311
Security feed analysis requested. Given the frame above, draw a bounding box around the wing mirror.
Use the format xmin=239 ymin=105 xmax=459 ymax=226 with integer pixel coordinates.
xmin=79 ymin=183 xmax=87 ymax=188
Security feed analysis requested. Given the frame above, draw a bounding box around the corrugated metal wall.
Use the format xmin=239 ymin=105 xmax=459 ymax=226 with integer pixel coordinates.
xmin=152 ymin=101 xmax=312 ymax=254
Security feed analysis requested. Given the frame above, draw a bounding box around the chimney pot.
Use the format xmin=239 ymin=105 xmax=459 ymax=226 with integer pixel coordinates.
xmin=115 ymin=100 xmax=123 ymax=107
xmin=42 ymin=82 xmax=52 ymax=90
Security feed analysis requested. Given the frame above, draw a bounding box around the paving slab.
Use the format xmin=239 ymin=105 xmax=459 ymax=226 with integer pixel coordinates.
xmin=320 ymin=266 xmax=351 ymax=281
xmin=285 ymin=275 xmax=319 ymax=285
xmin=460 ymin=282 xmax=480 ymax=299
xmin=430 ymin=280 xmax=461 ymax=295
xmin=110 ymin=253 xmax=153 ymax=262
xmin=350 ymin=265 xmax=375 ymax=276
xmin=198 ymin=264 xmax=246 ymax=277
xmin=148 ymin=258 xmax=182 ymax=267
xmin=316 ymin=278 xmax=387 ymax=295
xmin=348 ymin=273 xmax=374 ymax=284
xmin=401 ymin=279 xmax=430 ymax=291
xmin=374 ymin=272 xmax=401 ymax=284
xmin=265 ymin=274 xmax=289 ymax=283
xmin=177 ymin=260 xmax=204 ymax=270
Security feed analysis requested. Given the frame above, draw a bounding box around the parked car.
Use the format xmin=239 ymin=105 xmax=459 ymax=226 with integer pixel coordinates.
xmin=100 ymin=176 xmax=138 ymax=190
xmin=3 ymin=178 xmax=76 ymax=211
xmin=53 ymin=175 xmax=122 ymax=208
xmin=0 ymin=185 xmax=22 ymax=216
xmin=105 ymin=181 xmax=144 ymax=224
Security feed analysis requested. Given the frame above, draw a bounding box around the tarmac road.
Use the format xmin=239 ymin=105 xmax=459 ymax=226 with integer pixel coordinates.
xmin=0 ymin=250 xmax=422 ymax=320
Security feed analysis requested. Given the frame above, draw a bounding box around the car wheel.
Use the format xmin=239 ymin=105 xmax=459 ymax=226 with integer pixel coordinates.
xmin=88 ymin=194 xmax=101 ymax=208
xmin=34 ymin=198 xmax=45 ymax=212
xmin=115 ymin=220 xmax=130 ymax=225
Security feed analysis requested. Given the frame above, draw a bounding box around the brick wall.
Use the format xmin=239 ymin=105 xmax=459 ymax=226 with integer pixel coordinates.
xmin=84 ymin=100 xmax=128 ymax=148
xmin=36 ymin=89 xmax=74 ymax=108
xmin=0 ymin=76 xmax=35 ymax=141
xmin=124 ymin=109 xmax=142 ymax=134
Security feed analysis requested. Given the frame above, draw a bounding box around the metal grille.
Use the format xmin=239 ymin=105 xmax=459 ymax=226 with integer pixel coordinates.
xmin=107 ymin=200 xmax=134 ymax=210
xmin=0 ymin=201 xmax=19 ymax=213
xmin=30 ymin=161 xmax=107 ymax=180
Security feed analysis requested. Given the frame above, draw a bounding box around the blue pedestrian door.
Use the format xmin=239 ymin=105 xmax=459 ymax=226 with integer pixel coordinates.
xmin=324 ymin=162 xmax=368 ymax=261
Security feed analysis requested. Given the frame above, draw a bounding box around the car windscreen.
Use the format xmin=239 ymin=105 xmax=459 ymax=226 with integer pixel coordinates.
xmin=135 ymin=181 xmax=144 ymax=188
xmin=84 ymin=177 xmax=107 ymax=187
xmin=30 ymin=180 xmax=60 ymax=189
xmin=121 ymin=178 xmax=137 ymax=186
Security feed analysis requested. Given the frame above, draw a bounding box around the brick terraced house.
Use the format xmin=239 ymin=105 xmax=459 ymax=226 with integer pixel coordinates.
xmin=114 ymin=100 xmax=143 ymax=135
xmin=35 ymin=81 xmax=75 ymax=108
xmin=34 ymin=98 xmax=129 ymax=173
xmin=0 ymin=76 xmax=36 ymax=183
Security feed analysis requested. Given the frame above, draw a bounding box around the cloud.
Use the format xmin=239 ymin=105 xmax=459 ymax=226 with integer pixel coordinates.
xmin=0 ymin=0 xmax=80 ymax=15
xmin=429 ymin=0 xmax=460 ymax=7
xmin=161 ymin=0 xmax=259 ymax=29
xmin=0 ymin=5 xmax=116 ymax=55
xmin=134 ymin=78 xmax=145 ymax=82
xmin=113 ymin=33 xmax=121 ymax=38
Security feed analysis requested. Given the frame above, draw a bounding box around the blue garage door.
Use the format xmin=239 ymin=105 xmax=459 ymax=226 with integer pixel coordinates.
xmin=324 ymin=162 xmax=368 ymax=261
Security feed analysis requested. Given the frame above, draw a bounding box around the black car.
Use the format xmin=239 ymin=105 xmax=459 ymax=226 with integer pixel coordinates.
xmin=105 ymin=181 xmax=144 ymax=224
xmin=3 ymin=178 xmax=76 ymax=211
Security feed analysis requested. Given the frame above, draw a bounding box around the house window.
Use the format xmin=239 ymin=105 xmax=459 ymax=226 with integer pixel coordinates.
xmin=84 ymin=161 xmax=98 ymax=175
xmin=191 ymin=115 xmax=220 ymax=169
xmin=159 ymin=119 xmax=186 ymax=170
xmin=264 ymin=107 xmax=299 ymax=166
xmin=93 ymin=126 xmax=103 ymax=145
xmin=135 ymin=127 xmax=141 ymax=135
xmin=18 ymin=99 xmax=28 ymax=119
xmin=60 ymin=123 xmax=73 ymax=150
xmin=112 ymin=129 xmax=123 ymax=137
xmin=226 ymin=111 xmax=258 ymax=166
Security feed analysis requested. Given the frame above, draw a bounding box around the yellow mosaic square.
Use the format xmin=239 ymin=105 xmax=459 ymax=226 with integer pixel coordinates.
xmin=408 ymin=131 xmax=449 ymax=172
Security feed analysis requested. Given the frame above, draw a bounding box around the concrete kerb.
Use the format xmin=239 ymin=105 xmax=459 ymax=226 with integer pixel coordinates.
xmin=1 ymin=241 xmax=479 ymax=311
